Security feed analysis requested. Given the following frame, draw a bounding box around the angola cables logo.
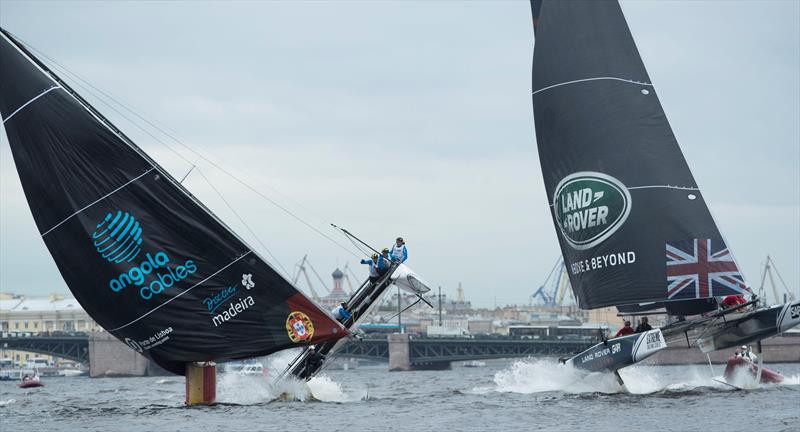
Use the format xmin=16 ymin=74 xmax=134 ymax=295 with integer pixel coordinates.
xmin=93 ymin=210 xmax=198 ymax=300
xmin=92 ymin=211 xmax=143 ymax=263
xmin=286 ymin=311 xmax=314 ymax=343
xmin=553 ymin=171 xmax=632 ymax=250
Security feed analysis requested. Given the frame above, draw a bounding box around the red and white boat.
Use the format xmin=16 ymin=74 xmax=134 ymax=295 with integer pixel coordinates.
xmin=17 ymin=373 xmax=44 ymax=389
xmin=723 ymin=356 xmax=784 ymax=385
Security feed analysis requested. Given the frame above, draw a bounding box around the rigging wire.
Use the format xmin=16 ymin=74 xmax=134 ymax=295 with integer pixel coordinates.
xmin=195 ymin=167 xmax=291 ymax=279
xmin=11 ymin=33 xmax=363 ymax=260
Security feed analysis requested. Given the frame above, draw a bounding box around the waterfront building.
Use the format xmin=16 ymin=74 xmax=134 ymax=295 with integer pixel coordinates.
xmin=0 ymin=293 xmax=101 ymax=366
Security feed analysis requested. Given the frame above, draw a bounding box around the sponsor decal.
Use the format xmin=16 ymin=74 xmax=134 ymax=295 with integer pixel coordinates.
xmin=210 ymin=296 xmax=255 ymax=327
xmin=205 ymin=274 xmax=257 ymax=327
xmin=553 ymin=172 xmax=631 ymax=250
xmin=286 ymin=311 xmax=314 ymax=343
xmin=666 ymin=238 xmax=746 ymax=299
xmin=790 ymin=303 xmax=800 ymax=320
xmin=579 ymin=342 xmax=620 ymax=365
xmin=92 ymin=211 xmax=143 ymax=263
xmin=645 ymin=331 xmax=663 ymax=350
xmin=242 ymin=273 xmax=255 ymax=289
xmin=124 ymin=327 xmax=173 ymax=353
xmin=568 ymin=251 xmax=637 ymax=275
xmin=93 ymin=210 xmax=198 ymax=301
xmin=202 ymin=274 xmax=256 ymax=327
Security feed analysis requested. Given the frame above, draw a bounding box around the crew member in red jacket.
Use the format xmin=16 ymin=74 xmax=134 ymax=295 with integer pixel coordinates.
xmin=721 ymin=295 xmax=747 ymax=309
xmin=614 ymin=320 xmax=635 ymax=337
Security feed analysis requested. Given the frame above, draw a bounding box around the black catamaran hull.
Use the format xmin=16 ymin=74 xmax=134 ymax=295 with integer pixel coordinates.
xmin=697 ymin=301 xmax=800 ymax=353
xmin=564 ymin=329 xmax=666 ymax=373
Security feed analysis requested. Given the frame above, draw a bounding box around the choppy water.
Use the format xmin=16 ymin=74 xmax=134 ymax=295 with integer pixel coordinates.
xmin=2 ymin=357 xmax=799 ymax=432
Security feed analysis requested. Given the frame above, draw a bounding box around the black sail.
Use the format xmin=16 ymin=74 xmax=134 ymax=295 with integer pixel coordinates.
xmin=0 ymin=29 xmax=346 ymax=374
xmin=530 ymin=1 xmax=750 ymax=309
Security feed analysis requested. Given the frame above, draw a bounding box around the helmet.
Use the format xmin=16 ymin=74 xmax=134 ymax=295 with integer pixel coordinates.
xmin=396 ymin=237 xmax=404 ymax=242
xmin=741 ymin=345 xmax=747 ymax=350
xmin=371 ymin=253 xmax=378 ymax=259
xmin=382 ymin=248 xmax=389 ymax=254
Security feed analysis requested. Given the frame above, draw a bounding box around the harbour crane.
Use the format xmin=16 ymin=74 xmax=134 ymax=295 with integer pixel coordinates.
xmin=292 ymin=255 xmax=330 ymax=302
xmin=757 ymin=255 xmax=796 ymax=305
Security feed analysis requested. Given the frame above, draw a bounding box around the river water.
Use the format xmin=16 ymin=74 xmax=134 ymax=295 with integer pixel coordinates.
xmin=2 ymin=356 xmax=799 ymax=432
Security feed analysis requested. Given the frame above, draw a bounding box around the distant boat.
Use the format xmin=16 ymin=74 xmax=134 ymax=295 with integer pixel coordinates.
xmin=461 ymin=360 xmax=486 ymax=368
xmin=18 ymin=370 xmax=44 ymax=389
xmin=223 ymin=362 xmax=268 ymax=377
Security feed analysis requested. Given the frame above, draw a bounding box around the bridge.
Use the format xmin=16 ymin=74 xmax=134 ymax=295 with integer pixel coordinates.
xmin=335 ymin=335 xmax=592 ymax=369
xmin=1 ymin=335 xmax=89 ymax=363
xmin=1 ymin=333 xmax=591 ymax=371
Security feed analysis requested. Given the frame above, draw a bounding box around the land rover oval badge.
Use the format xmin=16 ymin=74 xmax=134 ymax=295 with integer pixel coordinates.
xmin=553 ymin=171 xmax=631 ymax=250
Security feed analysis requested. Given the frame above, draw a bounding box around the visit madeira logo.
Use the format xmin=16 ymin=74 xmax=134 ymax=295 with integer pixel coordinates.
xmin=553 ymin=172 xmax=631 ymax=250
xmin=92 ymin=210 xmax=198 ymax=300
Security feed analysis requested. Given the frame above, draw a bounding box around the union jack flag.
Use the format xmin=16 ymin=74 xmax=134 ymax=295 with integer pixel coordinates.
xmin=666 ymin=238 xmax=750 ymax=300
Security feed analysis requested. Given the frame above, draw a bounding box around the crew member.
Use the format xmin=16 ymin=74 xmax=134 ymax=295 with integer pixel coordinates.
xmin=742 ymin=345 xmax=757 ymax=362
xmin=302 ymin=346 xmax=324 ymax=379
xmin=360 ymin=254 xmax=381 ymax=283
xmin=331 ymin=302 xmax=352 ymax=322
xmin=377 ymin=248 xmax=391 ymax=276
xmin=721 ymin=295 xmax=747 ymax=309
xmin=635 ymin=317 xmax=653 ymax=333
xmin=614 ymin=320 xmax=635 ymax=337
xmin=389 ymin=237 xmax=408 ymax=263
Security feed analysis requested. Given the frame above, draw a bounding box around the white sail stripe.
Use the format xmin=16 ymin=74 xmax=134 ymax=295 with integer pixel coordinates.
xmin=548 ymin=184 xmax=699 ymax=206
xmin=627 ymin=185 xmax=700 ymax=191
xmin=532 ymin=76 xmax=653 ymax=96
xmin=109 ymin=251 xmax=253 ymax=332
xmin=2 ymin=86 xmax=62 ymax=124
xmin=40 ymin=168 xmax=155 ymax=237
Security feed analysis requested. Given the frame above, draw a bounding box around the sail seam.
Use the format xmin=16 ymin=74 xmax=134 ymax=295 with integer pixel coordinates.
xmin=41 ymin=168 xmax=155 ymax=237
xmin=547 ymin=184 xmax=700 ymax=206
xmin=2 ymin=86 xmax=62 ymax=124
xmin=627 ymin=185 xmax=699 ymax=190
xmin=532 ymin=77 xmax=652 ymax=95
xmin=108 ymin=251 xmax=253 ymax=332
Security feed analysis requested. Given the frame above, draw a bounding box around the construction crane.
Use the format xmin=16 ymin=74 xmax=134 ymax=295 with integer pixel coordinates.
xmin=532 ymin=257 xmax=574 ymax=307
xmin=757 ymin=255 xmax=796 ymax=305
xmin=342 ymin=262 xmax=359 ymax=295
xmin=292 ymin=255 xmax=330 ymax=302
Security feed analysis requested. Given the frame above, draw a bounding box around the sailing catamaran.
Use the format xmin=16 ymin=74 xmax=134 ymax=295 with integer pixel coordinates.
xmin=0 ymin=27 xmax=429 ymax=390
xmin=529 ymin=0 xmax=799 ymax=383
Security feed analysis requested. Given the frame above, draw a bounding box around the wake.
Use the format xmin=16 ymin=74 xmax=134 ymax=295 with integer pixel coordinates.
xmin=488 ymin=358 xmax=799 ymax=395
xmin=216 ymin=350 xmax=367 ymax=405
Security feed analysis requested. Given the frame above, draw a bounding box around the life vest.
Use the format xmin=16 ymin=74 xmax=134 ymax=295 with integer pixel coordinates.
xmin=390 ymin=244 xmax=407 ymax=262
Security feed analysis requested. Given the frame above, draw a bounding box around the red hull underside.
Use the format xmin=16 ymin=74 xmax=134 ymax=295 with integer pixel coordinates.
xmin=18 ymin=380 xmax=44 ymax=388
xmin=723 ymin=356 xmax=784 ymax=384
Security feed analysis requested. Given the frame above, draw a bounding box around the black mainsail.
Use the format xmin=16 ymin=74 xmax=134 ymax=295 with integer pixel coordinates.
xmin=0 ymin=29 xmax=347 ymax=375
xmin=531 ymin=0 xmax=750 ymax=310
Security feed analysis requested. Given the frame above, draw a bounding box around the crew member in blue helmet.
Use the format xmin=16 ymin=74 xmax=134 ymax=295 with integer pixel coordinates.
xmin=389 ymin=237 xmax=408 ymax=263
xmin=361 ymin=254 xmax=381 ymax=283
xmin=331 ymin=302 xmax=352 ymax=322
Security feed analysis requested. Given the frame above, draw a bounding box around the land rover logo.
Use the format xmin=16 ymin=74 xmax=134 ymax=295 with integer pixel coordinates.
xmin=553 ymin=171 xmax=631 ymax=250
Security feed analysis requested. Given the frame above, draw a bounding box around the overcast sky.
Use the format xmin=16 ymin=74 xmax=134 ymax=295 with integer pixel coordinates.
xmin=1 ymin=1 xmax=798 ymax=307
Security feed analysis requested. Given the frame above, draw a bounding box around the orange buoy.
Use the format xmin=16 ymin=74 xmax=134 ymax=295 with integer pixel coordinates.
xmin=185 ymin=362 xmax=216 ymax=406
